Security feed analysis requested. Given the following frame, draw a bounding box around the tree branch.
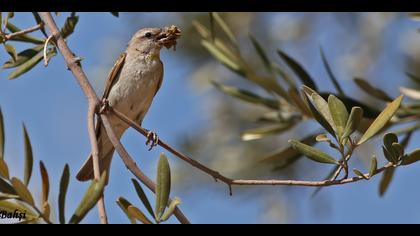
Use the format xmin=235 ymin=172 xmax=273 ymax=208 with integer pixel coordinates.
xmin=2 ymin=23 xmax=44 ymax=41
xmin=110 ymin=107 xmax=396 ymax=189
xmin=38 ymin=12 xmax=190 ymax=224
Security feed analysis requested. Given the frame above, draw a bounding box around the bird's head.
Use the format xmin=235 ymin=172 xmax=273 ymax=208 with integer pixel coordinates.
xmin=128 ymin=26 xmax=181 ymax=59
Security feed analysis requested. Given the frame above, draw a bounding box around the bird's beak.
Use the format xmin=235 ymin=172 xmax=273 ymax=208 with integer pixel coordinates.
xmin=156 ymin=25 xmax=181 ymax=50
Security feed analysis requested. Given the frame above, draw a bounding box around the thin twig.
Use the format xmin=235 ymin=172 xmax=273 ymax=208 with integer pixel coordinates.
xmin=110 ymin=107 xmax=396 ymax=188
xmin=39 ymin=12 xmax=107 ymax=224
xmin=43 ymin=35 xmax=54 ymax=66
xmin=3 ymin=23 xmax=44 ymax=41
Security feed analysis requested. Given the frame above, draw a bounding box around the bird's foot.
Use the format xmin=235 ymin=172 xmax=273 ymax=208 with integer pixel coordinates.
xmin=145 ymin=130 xmax=159 ymax=151
xmin=99 ymin=98 xmax=110 ymax=114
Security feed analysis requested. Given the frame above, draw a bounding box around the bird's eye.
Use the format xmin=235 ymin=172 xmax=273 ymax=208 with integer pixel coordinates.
xmin=145 ymin=32 xmax=152 ymax=38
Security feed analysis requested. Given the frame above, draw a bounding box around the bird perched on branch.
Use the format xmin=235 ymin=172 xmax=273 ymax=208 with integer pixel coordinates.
xmin=76 ymin=26 xmax=181 ymax=182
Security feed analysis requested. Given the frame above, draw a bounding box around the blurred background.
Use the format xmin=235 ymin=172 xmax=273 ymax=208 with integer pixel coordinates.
xmin=1 ymin=12 xmax=420 ymax=223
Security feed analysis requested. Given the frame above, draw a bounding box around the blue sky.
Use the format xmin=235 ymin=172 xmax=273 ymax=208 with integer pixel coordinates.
xmin=1 ymin=12 xmax=420 ymax=224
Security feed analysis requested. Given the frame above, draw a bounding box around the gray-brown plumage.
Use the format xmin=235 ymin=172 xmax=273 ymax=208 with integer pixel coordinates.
xmin=76 ymin=26 xmax=180 ymax=182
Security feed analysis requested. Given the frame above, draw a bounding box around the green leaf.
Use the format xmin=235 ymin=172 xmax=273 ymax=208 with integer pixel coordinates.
xmin=211 ymin=12 xmax=238 ymax=47
xmin=354 ymin=78 xmax=393 ymax=102
xmin=4 ymin=43 xmax=18 ymax=62
xmin=22 ymin=124 xmax=33 ymax=186
xmin=58 ymin=164 xmax=70 ymax=224
xmin=0 ymin=107 xmax=4 ymax=159
xmin=69 ymin=171 xmax=107 ymax=224
xmin=0 ymin=177 xmax=16 ymax=195
xmin=3 ymin=45 xmax=44 ymax=69
xmin=249 ymin=34 xmax=271 ymax=72
xmin=241 ymin=123 xmax=295 ymax=141
xmin=379 ymin=167 xmax=395 ymax=197
xmin=259 ymin=133 xmax=318 ymax=170
xmin=357 ymin=95 xmax=404 ymax=145
xmin=328 ymin=95 xmax=349 ymax=139
xmin=341 ymin=106 xmax=363 ymax=142
xmin=320 ymin=93 xmax=381 ymax=119
xmin=320 ymin=47 xmax=344 ymax=95
xmin=383 ymin=146 xmax=398 ymax=164
xmin=201 ymin=39 xmax=245 ymax=77
xmin=5 ymin=22 xmax=45 ymax=44
xmin=353 ymin=169 xmax=368 ymax=180
xmin=301 ymin=87 xmax=335 ymax=135
xmin=60 ymin=14 xmax=79 ymax=39
xmin=383 ymin=133 xmax=398 ymax=151
xmin=8 ymin=49 xmax=43 ymax=79
xmin=278 ymin=50 xmax=318 ymax=90
xmin=212 ymin=81 xmax=279 ymax=110
xmin=369 ymin=156 xmax=378 ymax=178
xmin=0 ymin=159 xmax=9 ymax=179
xmin=110 ymin=12 xmax=119 ymax=17
xmin=160 ymin=197 xmax=181 ymax=222
xmin=11 ymin=177 xmax=34 ymax=206
xmin=0 ymin=200 xmax=38 ymax=220
xmin=401 ymin=149 xmax=420 ymax=165
xmin=127 ymin=206 xmax=153 ymax=224
xmin=288 ymin=139 xmax=338 ymax=165
xmin=131 ymin=179 xmax=154 ymax=218
xmin=116 ymin=197 xmax=137 ymax=224
xmin=288 ymin=88 xmax=312 ymax=117
xmin=39 ymin=161 xmax=49 ymax=204
xmin=155 ymin=153 xmax=171 ymax=221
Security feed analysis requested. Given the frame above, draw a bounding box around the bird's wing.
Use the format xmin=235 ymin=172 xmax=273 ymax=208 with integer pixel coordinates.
xmin=154 ymin=60 xmax=164 ymax=96
xmin=102 ymin=52 xmax=127 ymax=100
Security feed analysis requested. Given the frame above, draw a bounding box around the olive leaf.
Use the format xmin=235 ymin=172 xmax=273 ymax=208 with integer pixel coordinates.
xmin=39 ymin=161 xmax=49 ymax=204
xmin=5 ymin=22 xmax=45 ymax=44
xmin=127 ymin=206 xmax=153 ymax=224
xmin=58 ymin=164 xmax=70 ymax=224
xmin=0 ymin=200 xmax=38 ymax=220
xmin=369 ymin=156 xmax=378 ymax=178
xmin=401 ymin=149 xmax=420 ymax=165
xmin=69 ymin=171 xmax=107 ymax=224
xmin=211 ymin=12 xmax=238 ymax=47
xmin=0 ymin=107 xmax=4 ymax=159
xmin=357 ymin=95 xmax=404 ymax=145
xmin=249 ymin=34 xmax=272 ymax=72
xmin=3 ymin=43 xmax=18 ymax=62
xmin=288 ymin=139 xmax=338 ymax=165
xmin=379 ymin=167 xmax=395 ymax=197
xmin=116 ymin=197 xmax=136 ymax=224
xmin=320 ymin=46 xmax=344 ymax=95
xmin=0 ymin=159 xmax=9 ymax=179
xmin=160 ymin=197 xmax=181 ymax=222
xmin=278 ymin=50 xmax=318 ymax=90
xmin=353 ymin=169 xmax=368 ymax=180
xmin=11 ymin=177 xmax=35 ymax=206
xmin=328 ymin=95 xmax=349 ymax=139
xmin=22 ymin=124 xmax=33 ymax=186
xmin=131 ymin=179 xmax=154 ymax=218
xmin=341 ymin=106 xmax=363 ymax=142
xmin=354 ymin=78 xmax=393 ymax=102
xmin=61 ymin=14 xmax=79 ymax=39
xmin=155 ymin=154 xmax=171 ymax=222
xmin=3 ymin=45 xmax=44 ymax=69
xmin=8 ymin=49 xmax=44 ymax=79
xmin=0 ymin=177 xmax=16 ymax=195
xmin=241 ymin=123 xmax=295 ymax=141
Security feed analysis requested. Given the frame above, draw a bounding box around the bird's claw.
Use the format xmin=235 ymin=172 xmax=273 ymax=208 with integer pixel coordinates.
xmin=99 ymin=98 xmax=110 ymax=114
xmin=146 ymin=131 xmax=159 ymax=151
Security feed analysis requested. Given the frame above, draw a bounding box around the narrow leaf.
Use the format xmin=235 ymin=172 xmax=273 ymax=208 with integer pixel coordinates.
xmin=201 ymin=40 xmax=245 ymax=76
xmin=60 ymin=15 xmax=79 ymax=39
xmin=0 ymin=200 xmax=38 ymax=220
xmin=42 ymin=201 xmax=51 ymax=222
xmin=288 ymin=88 xmax=312 ymax=117
xmin=301 ymin=88 xmax=335 ymax=135
xmin=155 ymin=154 xmax=171 ymax=221
xmin=58 ymin=164 xmax=70 ymax=224
xmin=8 ymin=49 xmax=43 ymax=79
xmin=11 ymin=177 xmax=35 ymax=206
xmin=249 ymin=34 xmax=272 ymax=72
xmin=241 ymin=123 xmax=295 ymax=141
xmin=0 ymin=178 xmax=16 ymax=195
xmin=383 ymin=133 xmax=398 ymax=151
xmin=328 ymin=95 xmax=349 ymax=138
xmin=3 ymin=45 xmax=44 ymax=69
xmin=131 ymin=179 xmax=154 ymax=218
xmin=406 ymin=72 xmax=420 ymax=84
xmin=369 ymin=156 xmax=378 ymax=178
xmin=39 ymin=161 xmax=49 ymax=204
xmin=116 ymin=197 xmax=136 ymax=224
xmin=382 ymin=146 xmax=397 ymax=164
xmin=212 ymin=81 xmax=279 ymax=110
xmin=354 ymin=78 xmax=393 ymax=102
xmin=0 ymin=159 xmax=9 ymax=179
xmin=288 ymin=139 xmax=338 ymax=165
xmin=401 ymin=149 xmax=420 ymax=165
xmin=353 ymin=169 xmax=368 ymax=180
xmin=357 ymin=95 xmax=404 ymax=145
xmin=127 ymin=206 xmax=153 ymax=224
xmin=69 ymin=171 xmax=107 ymax=224
xmin=278 ymin=50 xmax=318 ymax=90
xmin=22 ymin=124 xmax=33 ymax=186
xmin=320 ymin=47 xmax=344 ymax=95
xmin=212 ymin=12 xmax=238 ymax=47
xmin=160 ymin=197 xmax=182 ymax=222
xmin=4 ymin=43 xmax=18 ymax=62
xmin=379 ymin=167 xmax=395 ymax=197
xmin=342 ymin=106 xmax=364 ymax=141
xmin=31 ymin=12 xmax=48 ymax=37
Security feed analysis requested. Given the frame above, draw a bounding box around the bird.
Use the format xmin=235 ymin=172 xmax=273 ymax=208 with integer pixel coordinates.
xmin=76 ymin=26 xmax=181 ymax=182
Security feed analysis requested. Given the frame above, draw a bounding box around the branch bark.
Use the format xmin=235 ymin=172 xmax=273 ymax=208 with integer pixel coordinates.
xmin=38 ymin=12 xmax=190 ymax=224
xmin=3 ymin=23 xmax=44 ymax=41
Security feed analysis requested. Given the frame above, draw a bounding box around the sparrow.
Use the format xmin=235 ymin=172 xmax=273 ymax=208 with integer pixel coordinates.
xmin=76 ymin=26 xmax=181 ymax=182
